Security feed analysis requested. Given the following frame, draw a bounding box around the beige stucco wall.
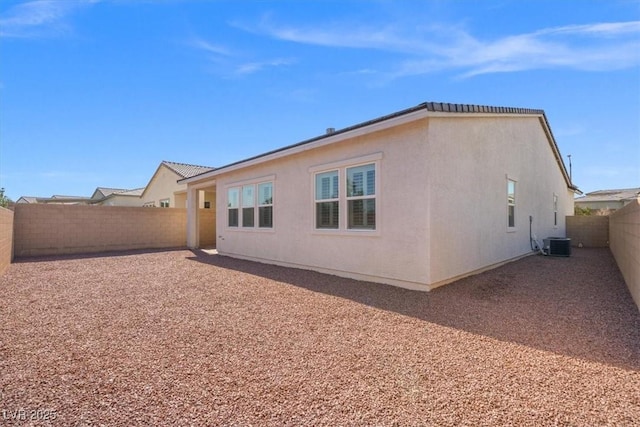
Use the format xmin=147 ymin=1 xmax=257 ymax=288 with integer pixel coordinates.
xmin=215 ymin=120 xmax=432 ymax=290
xmin=99 ymin=195 xmax=145 ymax=207
xmin=142 ymin=166 xmax=185 ymax=208
xmin=425 ymin=116 xmax=574 ymax=287
xmin=609 ymin=199 xmax=640 ymax=310
xmin=175 ymin=190 xmax=215 ymax=209
xmin=211 ymin=115 xmax=573 ymax=290
xmin=13 ymin=204 xmax=187 ymax=257
xmin=199 ymin=208 xmax=216 ymax=247
xmin=566 ymin=216 xmax=609 ymax=247
xmin=0 ymin=207 xmax=14 ymax=274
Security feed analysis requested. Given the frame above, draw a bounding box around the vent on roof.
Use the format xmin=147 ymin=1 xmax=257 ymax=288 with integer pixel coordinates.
xmin=326 ymin=127 xmax=336 ymax=135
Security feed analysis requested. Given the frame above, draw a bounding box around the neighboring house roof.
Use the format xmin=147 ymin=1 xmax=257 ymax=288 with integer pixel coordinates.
xmin=140 ymin=161 xmax=215 ymax=199
xmin=574 ymin=188 xmax=640 ymax=204
xmin=91 ymin=187 xmax=130 ymax=200
xmin=16 ymin=196 xmax=39 ymax=204
xmin=180 ymin=101 xmax=578 ymax=192
xmin=161 ymin=161 xmax=215 ymax=179
xmin=100 ymin=188 xmax=145 ymax=199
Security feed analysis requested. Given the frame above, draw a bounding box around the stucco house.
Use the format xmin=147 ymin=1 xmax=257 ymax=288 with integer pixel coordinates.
xmin=180 ymin=102 xmax=578 ymax=291
xmin=574 ymin=188 xmax=639 ymax=214
xmin=141 ymin=161 xmax=215 ymax=208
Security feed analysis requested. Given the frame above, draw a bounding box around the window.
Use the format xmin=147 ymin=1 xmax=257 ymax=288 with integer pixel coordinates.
xmin=313 ymin=161 xmax=377 ymax=231
xmin=228 ymin=188 xmax=239 ymax=227
xmin=346 ymin=164 xmax=376 ymax=229
xmin=160 ymin=199 xmax=170 ymax=208
xmin=315 ymin=171 xmax=339 ymax=229
xmin=204 ymin=201 xmax=211 ymax=209
xmin=242 ymin=185 xmax=255 ymax=227
xmin=553 ymin=194 xmax=558 ymax=226
xmin=258 ymin=182 xmax=273 ymax=228
xmin=507 ymin=179 xmax=516 ymax=228
xmin=227 ymin=180 xmax=274 ymax=229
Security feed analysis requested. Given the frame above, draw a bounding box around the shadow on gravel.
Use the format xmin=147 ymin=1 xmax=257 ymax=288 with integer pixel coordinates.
xmin=187 ymin=248 xmax=640 ymax=371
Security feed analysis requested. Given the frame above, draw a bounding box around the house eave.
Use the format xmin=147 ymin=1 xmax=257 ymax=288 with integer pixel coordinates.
xmin=180 ymin=101 xmax=578 ymax=194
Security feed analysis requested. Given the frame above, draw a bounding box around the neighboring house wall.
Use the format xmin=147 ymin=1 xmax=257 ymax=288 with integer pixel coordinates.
xmin=142 ymin=166 xmax=184 ymax=208
xmin=97 ymin=196 xmax=145 ymax=207
xmin=609 ymin=199 xmax=640 ymax=310
xmin=13 ymin=205 xmax=188 ymax=257
xmin=0 ymin=207 xmax=14 ymax=275
xmin=566 ymin=216 xmax=609 ymax=247
xmin=141 ymin=165 xmax=213 ymax=208
xmin=213 ymin=115 xmax=572 ymax=290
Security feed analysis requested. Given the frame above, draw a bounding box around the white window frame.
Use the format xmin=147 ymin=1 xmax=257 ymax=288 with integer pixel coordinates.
xmin=507 ymin=177 xmax=516 ymax=231
xmin=160 ymin=199 xmax=170 ymax=208
xmin=553 ymin=193 xmax=558 ymax=228
xmin=309 ymin=153 xmax=382 ymax=235
xmin=314 ymin=170 xmax=340 ymax=230
xmin=225 ymin=175 xmax=275 ymax=232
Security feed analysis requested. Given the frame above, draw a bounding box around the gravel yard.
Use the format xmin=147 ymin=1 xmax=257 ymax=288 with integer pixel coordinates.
xmin=1 ymin=247 xmax=638 ymax=426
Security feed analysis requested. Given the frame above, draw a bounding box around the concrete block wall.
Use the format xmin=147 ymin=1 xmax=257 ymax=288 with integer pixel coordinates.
xmin=566 ymin=216 xmax=609 ymax=247
xmin=0 ymin=207 xmax=14 ymax=274
xmin=609 ymin=199 xmax=640 ymax=310
xmin=14 ymin=205 xmax=189 ymax=257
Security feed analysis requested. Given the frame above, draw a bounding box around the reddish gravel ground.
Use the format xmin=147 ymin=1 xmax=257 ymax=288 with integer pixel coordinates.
xmin=1 ymin=247 xmax=638 ymax=426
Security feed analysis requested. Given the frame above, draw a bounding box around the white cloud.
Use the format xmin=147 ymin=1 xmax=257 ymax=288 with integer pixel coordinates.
xmin=0 ymin=0 xmax=99 ymax=38
xmin=240 ymin=16 xmax=640 ymax=78
xmin=187 ymin=37 xmax=231 ymax=57
xmin=188 ymin=32 xmax=295 ymax=76
xmin=236 ymin=58 xmax=294 ymax=75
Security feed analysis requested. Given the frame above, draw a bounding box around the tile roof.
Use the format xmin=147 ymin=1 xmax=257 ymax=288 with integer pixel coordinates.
xmin=162 ymin=161 xmax=215 ymax=178
xmin=94 ymin=187 xmax=130 ymax=198
xmin=110 ymin=188 xmax=145 ymax=197
xmin=575 ymin=188 xmax=640 ymax=203
xmin=17 ymin=197 xmax=39 ymax=204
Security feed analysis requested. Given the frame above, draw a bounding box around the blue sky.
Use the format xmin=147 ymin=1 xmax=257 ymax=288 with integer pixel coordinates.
xmin=1 ymin=0 xmax=639 ymax=201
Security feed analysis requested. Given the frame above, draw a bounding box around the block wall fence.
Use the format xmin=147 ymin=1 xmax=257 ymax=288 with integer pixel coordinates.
xmin=609 ymin=199 xmax=640 ymax=311
xmin=13 ymin=204 xmax=215 ymax=257
xmin=0 ymin=207 xmax=14 ymax=274
xmin=566 ymin=216 xmax=609 ymax=247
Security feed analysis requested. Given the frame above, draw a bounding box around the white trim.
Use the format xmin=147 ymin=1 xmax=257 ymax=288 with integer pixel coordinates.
xmin=225 ymin=176 xmax=276 ymax=231
xmin=553 ymin=192 xmax=559 ymax=228
xmin=308 ymin=152 xmax=383 ymax=173
xmin=227 ymin=174 xmax=276 ymax=188
xmin=507 ymin=176 xmax=517 ymax=231
xmin=311 ymin=157 xmax=381 ymax=235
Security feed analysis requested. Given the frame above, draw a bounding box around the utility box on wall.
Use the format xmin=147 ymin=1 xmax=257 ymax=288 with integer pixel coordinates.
xmin=544 ymin=237 xmax=572 ymax=257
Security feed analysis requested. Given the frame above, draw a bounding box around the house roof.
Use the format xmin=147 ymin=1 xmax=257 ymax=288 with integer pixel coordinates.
xmin=16 ymin=196 xmax=39 ymax=204
xmin=91 ymin=187 xmax=130 ymax=199
xmin=140 ymin=161 xmax=215 ymax=198
xmin=180 ymin=101 xmax=577 ymax=192
xmin=101 ymin=188 xmax=145 ymax=198
xmin=161 ymin=161 xmax=215 ymax=178
xmin=575 ymin=188 xmax=640 ymax=203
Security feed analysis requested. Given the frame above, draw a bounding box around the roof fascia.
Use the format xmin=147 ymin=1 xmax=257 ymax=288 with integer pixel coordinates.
xmin=181 ymin=108 xmax=431 ymax=185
